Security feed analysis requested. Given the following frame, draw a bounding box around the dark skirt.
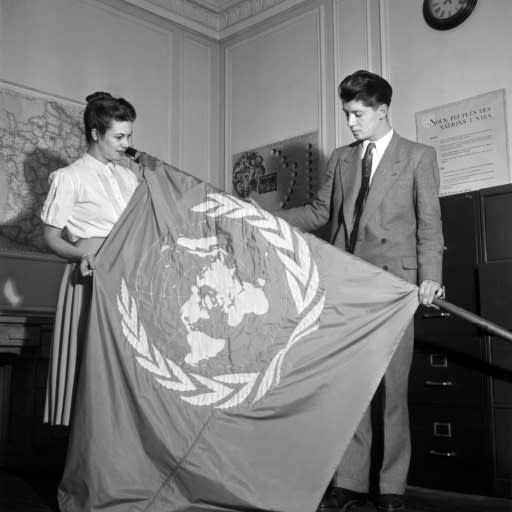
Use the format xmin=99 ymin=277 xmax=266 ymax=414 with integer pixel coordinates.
xmin=44 ymin=263 xmax=93 ymax=426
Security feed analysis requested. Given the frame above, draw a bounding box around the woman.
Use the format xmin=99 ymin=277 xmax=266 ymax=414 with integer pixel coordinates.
xmin=40 ymin=91 xmax=139 ymax=426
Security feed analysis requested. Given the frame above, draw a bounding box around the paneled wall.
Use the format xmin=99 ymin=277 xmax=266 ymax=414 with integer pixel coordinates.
xmin=2 ymin=0 xmax=512 ymax=307
xmin=0 ymin=0 xmax=220 ymax=181
xmin=0 ymin=0 xmax=220 ymax=312
xmin=375 ymin=0 xmax=512 ymax=184
xmin=220 ymin=0 xmax=336 ymax=192
xmin=332 ymin=0 xmax=382 ymax=146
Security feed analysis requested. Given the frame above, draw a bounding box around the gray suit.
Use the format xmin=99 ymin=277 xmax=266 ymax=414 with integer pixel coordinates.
xmin=277 ymin=132 xmax=444 ymax=493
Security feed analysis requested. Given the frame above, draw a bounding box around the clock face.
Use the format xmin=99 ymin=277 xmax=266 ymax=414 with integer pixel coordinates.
xmin=424 ymin=0 xmax=477 ymax=30
xmin=428 ymin=0 xmax=467 ymax=19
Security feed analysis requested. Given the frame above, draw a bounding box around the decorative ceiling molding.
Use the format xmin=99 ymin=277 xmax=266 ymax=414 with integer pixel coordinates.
xmin=120 ymin=0 xmax=307 ymax=39
xmin=190 ymin=0 xmax=247 ymax=14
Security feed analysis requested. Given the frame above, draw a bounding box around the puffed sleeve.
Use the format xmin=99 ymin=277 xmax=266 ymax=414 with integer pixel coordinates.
xmin=40 ymin=169 xmax=77 ymax=228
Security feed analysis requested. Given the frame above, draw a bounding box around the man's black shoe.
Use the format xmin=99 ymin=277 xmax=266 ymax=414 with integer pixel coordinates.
xmin=332 ymin=487 xmax=366 ymax=511
xmin=315 ymin=489 xmax=339 ymax=512
xmin=377 ymin=494 xmax=405 ymax=511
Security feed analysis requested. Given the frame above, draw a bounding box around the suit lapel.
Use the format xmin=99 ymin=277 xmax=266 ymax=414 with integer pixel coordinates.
xmin=358 ymin=133 xmax=403 ymax=232
xmin=340 ymin=144 xmax=362 ymax=233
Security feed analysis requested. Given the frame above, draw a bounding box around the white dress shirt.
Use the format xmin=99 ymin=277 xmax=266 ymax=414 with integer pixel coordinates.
xmin=361 ymin=129 xmax=394 ymax=184
xmin=41 ymin=153 xmax=139 ymax=242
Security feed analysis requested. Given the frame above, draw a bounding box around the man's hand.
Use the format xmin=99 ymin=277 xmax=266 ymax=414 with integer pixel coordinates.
xmin=418 ymin=279 xmax=444 ymax=306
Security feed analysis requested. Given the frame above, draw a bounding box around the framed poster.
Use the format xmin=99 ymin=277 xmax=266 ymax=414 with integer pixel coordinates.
xmin=231 ymin=131 xmax=319 ymax=212
xmin=0 ymin=80 xmax=86 ymax=255
xmin=416 ymin=89 xmax=510 ymax=196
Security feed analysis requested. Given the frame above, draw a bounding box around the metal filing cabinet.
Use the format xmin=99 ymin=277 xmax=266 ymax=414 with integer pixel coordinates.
xmin=478 ymin=184 xmax=512 ymax=497
xmin=408 ymin=190 xmax=494 ymax=496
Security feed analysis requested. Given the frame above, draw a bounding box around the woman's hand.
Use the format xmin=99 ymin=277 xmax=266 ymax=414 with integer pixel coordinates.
xmin=42 ymin=226 xmax=106 ymax=276
xmin=75 ymin=237 xmax=105 ymax=277
xmin=80 ymin=253 xmax=96 ymax=277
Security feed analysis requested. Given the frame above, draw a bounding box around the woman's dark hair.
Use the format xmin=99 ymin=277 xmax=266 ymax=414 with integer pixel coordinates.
xmin=338 ymin=70 xmax=392 ymax=107
xmin=84 ymin=91 xmax=136 ymax=144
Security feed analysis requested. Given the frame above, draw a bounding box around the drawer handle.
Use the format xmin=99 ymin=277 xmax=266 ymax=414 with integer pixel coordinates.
xmin=425 ymin=380 xmax=453 ymax=387
xmin=430 ymin=354 xmax=447 ymax=367
xmin=423 ymin=312 xmax=451 ymax=319
xmin=429 ymin=449 xmax=457 ymax=457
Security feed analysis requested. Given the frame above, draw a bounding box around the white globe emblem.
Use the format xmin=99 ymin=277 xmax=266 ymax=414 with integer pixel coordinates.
xmin=175 ymin=235 xmax=270 ymax=366
xmin=117 ymin=194 xmax=325 ymax=408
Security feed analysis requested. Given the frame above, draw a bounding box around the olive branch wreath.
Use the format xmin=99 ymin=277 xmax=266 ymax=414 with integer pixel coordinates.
xmin=116 ymin=193 xmax=325 ymax=409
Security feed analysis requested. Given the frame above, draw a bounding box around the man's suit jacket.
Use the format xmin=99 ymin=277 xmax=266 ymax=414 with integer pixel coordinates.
xmin=277 ymin=132 xmax=444 ymax=285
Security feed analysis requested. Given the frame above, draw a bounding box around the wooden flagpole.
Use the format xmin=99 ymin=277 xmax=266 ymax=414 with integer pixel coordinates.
xmin=432 ymin=298 xmax=512 ymax=343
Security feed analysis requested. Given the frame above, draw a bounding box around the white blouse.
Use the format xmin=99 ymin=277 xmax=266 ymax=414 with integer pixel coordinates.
xmin=41 ymin=153 xmax=139 ymax=242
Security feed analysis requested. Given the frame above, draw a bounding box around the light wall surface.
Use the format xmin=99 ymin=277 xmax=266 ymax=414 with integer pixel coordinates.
xmin=221 ymin=0 xmax=512 ymax=184
xmin=0 ymin=0 xmax=220 ymax=312
xmin=0 ymin=0 xmax=220 ymax=183
xmin=2 ymin=0 xmax=512 ymax=313
xmin=221 ymin=0 xmax=335 ymax=191
xmin=381 ymin=0 xmax=512 ymax=180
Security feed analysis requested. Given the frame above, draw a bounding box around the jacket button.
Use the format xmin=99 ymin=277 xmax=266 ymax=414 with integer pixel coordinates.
xmin=381 ymin=238 xmax=387 ymax=244
xmin=382 ymin=265 xmax=389 ymax=271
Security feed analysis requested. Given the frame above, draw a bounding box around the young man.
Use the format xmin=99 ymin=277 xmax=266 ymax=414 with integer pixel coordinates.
xmin=277 ymin=70 xmax=444 ymax=512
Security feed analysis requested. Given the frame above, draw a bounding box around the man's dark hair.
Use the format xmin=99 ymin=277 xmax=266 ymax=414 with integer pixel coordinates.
xmin=338 ymin=70 xmax=392 ymax=107
xmin=83 ymin=91 xmax=136 ymax=144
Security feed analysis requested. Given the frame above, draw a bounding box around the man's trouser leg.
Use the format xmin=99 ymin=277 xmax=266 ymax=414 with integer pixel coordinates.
xmin=379 ymin=322 xmax=414 ymax=495
xmin=334 ymin=404 xmax=372 ymax=493
xmin=334 ymin=322 xmax=414 ymax=494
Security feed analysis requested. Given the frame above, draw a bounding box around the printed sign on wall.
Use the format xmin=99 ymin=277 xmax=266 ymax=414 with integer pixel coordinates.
xmin=416 ymin=89 xmax=510 ymax=196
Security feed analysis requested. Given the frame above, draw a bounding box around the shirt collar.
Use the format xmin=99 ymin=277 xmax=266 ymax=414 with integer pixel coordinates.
xmin=83 ymin=152 xmax=116 ymax=174
xmin=362 ymin=129 xmax=394 ymax=159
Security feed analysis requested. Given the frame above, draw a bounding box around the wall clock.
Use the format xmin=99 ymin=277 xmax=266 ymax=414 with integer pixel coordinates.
xmin=423 ymin=0 xmax=477 ymax=30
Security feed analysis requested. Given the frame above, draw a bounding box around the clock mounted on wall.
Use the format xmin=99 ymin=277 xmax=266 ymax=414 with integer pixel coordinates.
xmin=423 ymin=0 xmax=477 ymax=30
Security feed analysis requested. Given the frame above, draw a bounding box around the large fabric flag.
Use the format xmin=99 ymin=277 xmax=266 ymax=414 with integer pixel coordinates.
xmin=59 ymin=153 xmax=418 ymax=512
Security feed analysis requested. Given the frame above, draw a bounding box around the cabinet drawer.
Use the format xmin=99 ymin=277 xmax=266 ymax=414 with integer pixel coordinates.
xmin=495 ymin=407 xmax=512 ymax=479
xmin=490 ymin=336 xmax=512 ymax=406
xmin=0 ymin=324 xmax=39 ymax=347
xmin=440 ymin=192 xmax=480 ymax=266
xmin=479 ymin=261 xmax=512 ymax=330
xmin=409 ymin=406 xmax=492 ymax=495
xmin=481 ymin=186 xmax=512 ymax=262
xmin=410 ymin=335 xmax=487 ymax=405
xmin=40 ymin=328 xmax=53 ymax=359
xmin=415 ymin=264 xmax=479 ymax=336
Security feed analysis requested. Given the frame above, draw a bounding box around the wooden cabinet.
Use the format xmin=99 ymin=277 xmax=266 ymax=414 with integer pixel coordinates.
xmin=0 ymin=313 xmax=67 ymax=476
xmin=409 ymin=185 xmax=512 ymax=498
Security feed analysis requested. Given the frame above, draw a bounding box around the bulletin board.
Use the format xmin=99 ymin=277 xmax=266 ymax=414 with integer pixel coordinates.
xmin=231 ymin=131 xmax=320 ymax=212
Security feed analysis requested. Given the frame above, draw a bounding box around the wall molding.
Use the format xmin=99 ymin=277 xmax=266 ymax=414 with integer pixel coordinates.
xmin=316 ymin=3 xmax=329 ymax=158
xmin=333 ymin=0 xmax=372 ymax=147
xmin=113 ymin=0 xmax=309 ymax=39
xmin=223 ymin=6 xmax=325 ymax=191
xmin=183 ymin=35 xmax=213 ymax=182
xmin=378 ymin=0 xmax=390 ymax=81
xmin=378 ymin=0 xmax=391 ymax=126
xmin=223 ymin=42 xmax=232 ymax=191
xmin=117 ymin=0 xmax=219 ymax=36
xmin=332 ymin=0 xmax=342 ymax=148
xmin=218 ymin=0 xmax=311 ymax=39
xmin=83 ymin=0 xmax=174 ymax=35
